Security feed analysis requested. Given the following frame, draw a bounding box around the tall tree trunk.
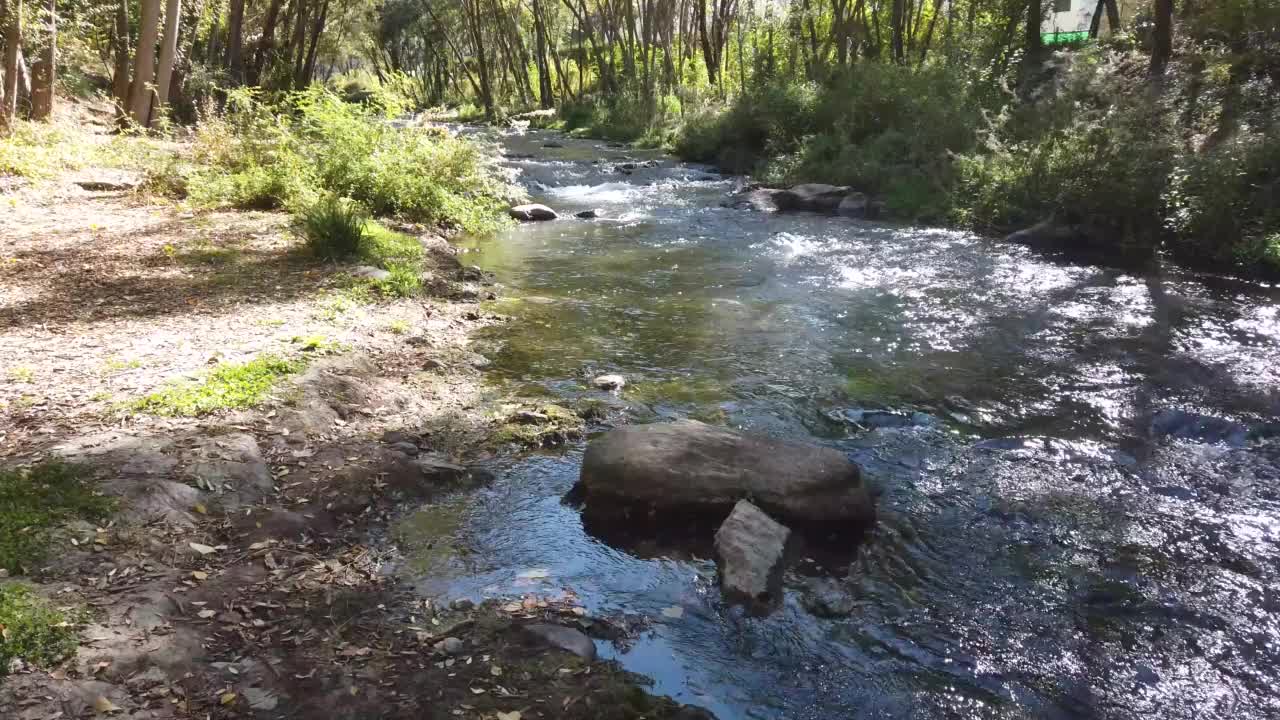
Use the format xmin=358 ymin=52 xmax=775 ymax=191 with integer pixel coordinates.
xmin=111 ymin=0 xmax=130 ymax=114
xmin=2 ymin=0 xmax=21 ymax=128
xmin=128 ymin=0 xmax=161 ymax=126
xmin=299 ymin=0 xmax=328 ymax=87
xmin=531 ymin=0 xmax=554 ymax=107
xmin=225 ymin=0 xmax=244 ymax=83
xmin=890 ymin=0 xmax=905 ymax=63
xmin=250 ymin=0 xmax=285 ymax=85
xmin=1150 ymin=0 xmax=1173 ymax=76
xmin=29 ymin=0 xmax=54 ymax=120
xmin=1022 ymin=0 xmax=1043 ymax=82
xmin=1088 ymin=0 xmax=1120 ymax=36
xmin=152 ymin=0 xmax=180 ymax=124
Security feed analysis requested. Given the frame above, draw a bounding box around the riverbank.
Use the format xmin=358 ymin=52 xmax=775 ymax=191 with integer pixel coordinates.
xmin=0 ymin=126 xmax=711 ymax=719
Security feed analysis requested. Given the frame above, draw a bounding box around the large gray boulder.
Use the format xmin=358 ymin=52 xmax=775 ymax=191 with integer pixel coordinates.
xmin=714 ymin=500 xmax=790 ymax=612
xmin=579 ymin=421 xmax=875 ymax=527
xmin=774 ymin=184 xmax=852 ymax=214
xmin=509 ymin=203 xmax=559 ymax=221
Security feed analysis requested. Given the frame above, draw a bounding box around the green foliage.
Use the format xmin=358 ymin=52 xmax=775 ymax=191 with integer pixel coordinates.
xmin=955 ymin=104 xmax=1175 ymax=249
xmin=187 ymin=87 xmax=508 ymax=234
xmin=0 ymin=462 xmax=115 ymax=573
xmin=1166 ymin=129 xmax=1280 ymax=274
xmin=0 ymin=584 xmax=84 ymax=675
xmin=132 ymin=354 xmax=302 ymax=416
xmin=303 ymin=196 xmax=370 ymax=260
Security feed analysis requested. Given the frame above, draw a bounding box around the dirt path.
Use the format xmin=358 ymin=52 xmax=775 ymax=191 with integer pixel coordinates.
xmin=0 ymin=159 xmax=709 ymax=719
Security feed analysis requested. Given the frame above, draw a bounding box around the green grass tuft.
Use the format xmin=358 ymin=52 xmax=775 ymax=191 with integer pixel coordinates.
xmin=302 ymin=196 xmax=368 ymax=260
xmin=0 ymin=462 xmax=115 ymax=574
xmin=132 ymin=354 xmax=302 ymax=416
xmin=0 ymin=584 xmax=84 ymax=676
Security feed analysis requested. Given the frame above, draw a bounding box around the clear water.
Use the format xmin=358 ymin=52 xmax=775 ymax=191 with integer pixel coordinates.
xmin=399 ymin=127 xmax=1280 ymax=719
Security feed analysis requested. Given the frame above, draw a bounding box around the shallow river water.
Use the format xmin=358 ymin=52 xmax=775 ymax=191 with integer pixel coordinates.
xmin=398 ymin=127 xmax=1280 ymax=719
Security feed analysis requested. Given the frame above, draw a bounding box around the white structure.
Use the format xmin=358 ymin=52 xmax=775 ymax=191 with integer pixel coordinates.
xmin=1043 ymin=0 xmax=1096 ymax=39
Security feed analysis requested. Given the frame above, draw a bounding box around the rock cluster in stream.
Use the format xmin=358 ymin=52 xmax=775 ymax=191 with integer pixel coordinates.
xmin=724 ymin=183 xmax=887 ymax=219
xmin=576 ymin=420 xmax=875 ymax=613
xmin=508 ymin=203 xmax=558 ymax=221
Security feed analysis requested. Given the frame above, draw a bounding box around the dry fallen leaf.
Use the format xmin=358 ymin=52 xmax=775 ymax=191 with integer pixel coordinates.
xmin=496 ymin=712 xmax=522 ymax=720
xmin=193 ymin=503 xmax=207 ymax=515
xmin=197 ymin=610 xmax=217 ymax=619
xmin=220 ymin=692 xmax=237 ymax=706
xmin=93 ymin=696 xmax=120 ymax=714
xmin=191 ymin=571 xmax=208 ymax=581
xmin=188 ymin=542 xmax=216 ymax=555
xmin=490 ymin=665 xmax=502 ymax=677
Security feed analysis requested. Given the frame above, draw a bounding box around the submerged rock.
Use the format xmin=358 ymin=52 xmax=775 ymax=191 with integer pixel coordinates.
xmin=714 ymin=500 xmax=790 ymax=612
xmin=801 ymin=578 xmax=855 ymax=618
xmin=575 ymin=209 xmax=600 ymax=219
xmin=509 ymin=204 xmax=559 ymax=221
xmin=1151 ymin=410 xmax=1249 ymax=446
xmin=592 ymin=373 xmax=626 ymax=390
xmin=523 ymin=623 xmax=596 ymax=661
xmin=830 ymin=408 xmax=936 ymax=429
xmin=723 ymin=188 xmax=780 ymax=212
xmin=579 ymin=420 xmax=875 ymax=527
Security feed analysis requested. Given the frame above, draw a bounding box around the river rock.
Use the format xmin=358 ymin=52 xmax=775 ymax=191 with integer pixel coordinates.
xmin=576 ymin=209 xmax=600 ymax=219
xmin=723 ymin=188 xmax=780 ymax=212
xmin=714 ymin=500 xmax=790 ymax=611
xmin=579 ymin=420 xmax=875 ymax=527
xmin=1151 ymin=410 xmax=1249 ymax=446
xmin=801 ymin=578 xmax=855 ymax=618
xmin=542 ymin=141 xmax=565 ymax=148
xmin=592 ymin=373 xmax=626 ymax=390
xmin=523 ymin=624 xmax=596 ymax=661
xmin=509 ymin=204 xmax=559 ymax=221
xmin=836 ymin=192 xmax=869 ymax=218
xmin=774 ymin=184 xmax=852 ymax=214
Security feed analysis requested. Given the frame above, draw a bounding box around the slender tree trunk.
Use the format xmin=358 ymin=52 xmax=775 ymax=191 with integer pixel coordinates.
xmin=29 ymin=0 xmax=54 ymax=120
xmin=128 ymin=0 xmax=161 ymax=126
xmin=2 ymin=0 xmax=21 ymax=128
xmin=531 ymin=0 xmax=554 ymax=107
xmin=250 ymin=0 xmax=285 ymax=85
xmin=300 ymin=0 xmax=328 ymax=86
xmin=152 ymin=0 xmax=180 ymax=124
xmin=1150 ymin=0 xmax=1173 ymax=76
xmin=225 ymin=0 xmax=244 ymax=83
xmin=111 ymin=0 xmax=130 ymax=113
xmin=891 ymin=0 xmax=905 ymax=63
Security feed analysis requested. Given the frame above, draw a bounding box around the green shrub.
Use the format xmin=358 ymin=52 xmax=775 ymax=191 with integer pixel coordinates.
xmin=0 ymin=584 xmax=83 ymax=675
xmin=1166 ymin=129 xmax=1280 ymax=273
xmin=303 ymin=196 xmax=369 ymax=260
xmin=187 ymin=87 xmax=508 ymax=234
xmin=955 ymin=103 xmax=1175 ymax=251
xmin=0 ymin=462 xmax=114 ymax=573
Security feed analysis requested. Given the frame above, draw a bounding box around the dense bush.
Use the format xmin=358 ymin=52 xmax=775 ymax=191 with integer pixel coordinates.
xmin=302 ymin=195 xmax=369 ymax=260
xmin=186 ymin=87 xmax=508 ymax=234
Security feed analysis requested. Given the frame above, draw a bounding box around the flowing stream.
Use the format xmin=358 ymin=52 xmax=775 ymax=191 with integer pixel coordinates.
xmin=395 ymin=127 xmax=1280 ymax=719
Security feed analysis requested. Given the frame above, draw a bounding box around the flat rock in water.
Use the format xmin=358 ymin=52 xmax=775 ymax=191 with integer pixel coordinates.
xmin=576 ymin=209 xmax=600 ymax=219
xmin=774 ymin=183 xmax=851 ymax=214
xmin=579 ymin=420 xmax=875 ymax=527
xmin=592 ymin=373 xmax=626 ymax=390
xmin=542 ymin=141 xmax=565 ymax=148
xmin=509 ymin=203 xmax=559 ymax=221
xmin=523 ymin=623 xmax=596 ymax=661
xmin=714 ymin=500 xmax=790 ymax=612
